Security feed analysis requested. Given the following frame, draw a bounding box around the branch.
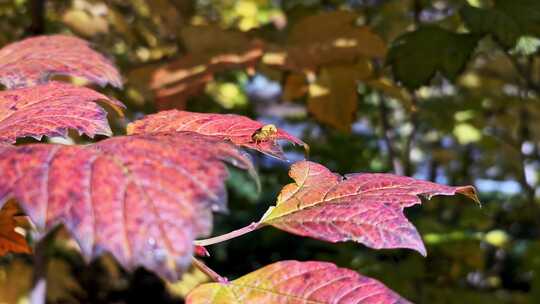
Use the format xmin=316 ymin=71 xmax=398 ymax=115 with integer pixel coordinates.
xmin=27 ymin=0 xmax=46 ymax=36
xmin=413 ymin=0 xmax=422 ymax=25
xmin=192 ymin=257 xmax=228 ymax=283
xmin=428 ymin=140 xmax=441 ymax=182
xmin=401 ymin=0 xmax=422 ymax=176
xmin=194 ymin=222 xmax=260 ymax=247
xmin=403 ymin=95 xmax=419 ymax=176
xmin=378 ymin=96 xmax=404 ymax=175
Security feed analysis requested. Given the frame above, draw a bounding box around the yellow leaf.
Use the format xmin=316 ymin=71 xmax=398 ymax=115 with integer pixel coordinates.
xmin=62 ymin=9 xmax=109 ymax=37
xmin=453 ymin=123 xmax=482 ymax=144
xmin=308 ymin=65 xmax=359 ymax=132
xmin=167 ymin=266 xmax=210 ymax=298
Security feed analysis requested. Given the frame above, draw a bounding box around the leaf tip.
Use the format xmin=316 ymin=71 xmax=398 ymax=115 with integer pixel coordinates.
xmin=408 ymin=240 xmax=427 ymax=257
xmin=456 ymin=186 xmax=481 ymax=206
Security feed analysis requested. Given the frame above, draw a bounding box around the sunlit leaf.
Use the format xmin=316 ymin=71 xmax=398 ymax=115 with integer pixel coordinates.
xmin=260 ymin=161 xmax=479 ymax=255
xmin=167 ymin=266 xmax=209 ymax=298
xmin=308 ymin=64 xmax=362 ymax=132
xmin=453 ymin=123 xmax=482 ymax=144
xmin=264 ymin=11 xmax=386 ymax=72
xmin=186 ymin=260 xmax=411 ymax=304
xmin=0 ymin=35 xmax=122 ymax=89
xmin=151 ymin=26 xmax=263 ymax=109
xmin=127 ymin=110 xmax=307 ymax=159
xmin=0 ymin=81 xmax=124 ymax=144
xmin=0 ymin=133 xmax=255 ymax=280
xmin=62 ymin=8 xmax=109 ymax=38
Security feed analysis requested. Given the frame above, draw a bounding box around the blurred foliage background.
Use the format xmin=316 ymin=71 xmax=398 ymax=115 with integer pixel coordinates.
xmin=1 ymin=0 xmax=540 ymax=303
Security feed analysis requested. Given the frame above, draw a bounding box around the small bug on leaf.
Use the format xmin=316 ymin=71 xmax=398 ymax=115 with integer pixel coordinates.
xmin=251 ymin=124 xmax=278 ymax=144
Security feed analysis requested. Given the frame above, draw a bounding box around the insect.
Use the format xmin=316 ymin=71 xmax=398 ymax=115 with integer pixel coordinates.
xmin=251 ymin=124 xmax=278 ymax=144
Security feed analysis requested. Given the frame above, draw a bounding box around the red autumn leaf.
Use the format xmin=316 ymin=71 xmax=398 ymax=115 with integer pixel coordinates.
xmin=0 ymin=81 xmax=124 ymax=143
xmin=260 ymin=161 xmax=479 ymax=256
xmin=186 ymin=260 xmax=411 ymax=304
xmin=0 ymin=133 xmax=256 ymax=280
xmin=127 ymin=110 xmax=307 ymax=159
xmin=0 ymin=200 xmax=31 ymax=256
xmin=0 ymin=35 xmax=122 ymax=89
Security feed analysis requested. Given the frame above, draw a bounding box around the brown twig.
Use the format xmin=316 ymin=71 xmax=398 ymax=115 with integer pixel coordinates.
xmin=378 ymin=96 xmax=404 ymax=175
xmin=192 ymin=257 xmax=228 ymax=283
xmin=27 ymin=0 xmax=46 ymax=36
xmin=403 ymin=95 xmax=419 ymax=176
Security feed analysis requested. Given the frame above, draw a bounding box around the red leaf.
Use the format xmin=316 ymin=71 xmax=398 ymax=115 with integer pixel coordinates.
xmin=260 ymin=161 xmax=479 ymax=255
xmin=0 ymin=133 xmax=255 ymax=280
xmin=186 ymin=260 xmax=411 ymax=304
xmin=127 ymin=110 xmax=307 ymax=159
xmin=0 ymin=82 xmax=124 ymax=143
xmin=0 ymin=35 xmax=122 ymax=89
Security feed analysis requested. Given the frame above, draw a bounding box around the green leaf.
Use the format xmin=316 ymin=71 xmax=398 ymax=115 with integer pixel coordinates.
xmin=460 ymin=5 xmax=520 ymax=48
xmin=495 ymin=0 xmax=540 ymax=37
xmin=387 ymin=26 xmax=479 ymax=89
xmin=461 ymin=0 xmax=540 ymax=48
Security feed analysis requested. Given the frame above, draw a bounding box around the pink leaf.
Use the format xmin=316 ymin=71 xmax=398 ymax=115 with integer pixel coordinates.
xmin=261 ymin=161 xmax=479 ymax=256
xmin=0 ymin=133 xmax=255 ymax=280
xmin=127 ymin=109 xmax=308 ymax=159
xmin=0 ymin=35 xmax=122 ymax=89
xmin=0 ymin=82 xmax=124 ymax=143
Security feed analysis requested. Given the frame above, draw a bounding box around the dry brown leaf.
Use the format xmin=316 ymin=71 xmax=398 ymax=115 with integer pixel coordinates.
xmin=282 ymin=73 xmax=309 ymax=101
xmin=151 ymin=26 xmax=263 ymax=109
xmin=307 ymin=61 xmax=372 ymax=132
xmin=0 ymin=200 xmax=30 ymax=257
xmin=264 ymin=11 xmax=386 ymax=72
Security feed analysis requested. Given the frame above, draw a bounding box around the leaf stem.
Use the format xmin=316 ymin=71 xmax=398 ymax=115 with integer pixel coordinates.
xmin=192 ymin=257 xmax=228 ymax=283
xmin=194 ymin=222 xmax=260 ymax=246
